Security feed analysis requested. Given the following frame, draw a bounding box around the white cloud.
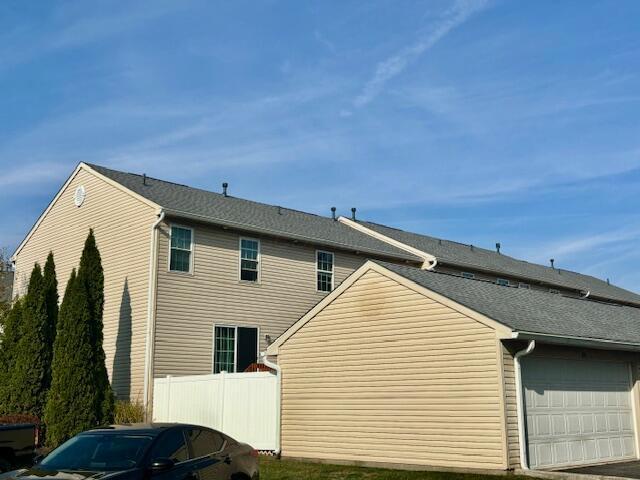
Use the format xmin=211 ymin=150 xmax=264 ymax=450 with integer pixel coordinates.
xmin=0 ymin=162 xmax=69 ymax=190
xmin=354 ymin=0 xmax=489 ymax=108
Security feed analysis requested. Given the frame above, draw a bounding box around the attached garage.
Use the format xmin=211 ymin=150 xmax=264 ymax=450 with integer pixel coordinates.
xmin=523 ymin=355 xmax=637 ymax=468
xmin=267 ymin=261 xmax=640 ymax=472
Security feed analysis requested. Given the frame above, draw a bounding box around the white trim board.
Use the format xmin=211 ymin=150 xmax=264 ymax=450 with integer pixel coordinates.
xmin=338 ymin=216 xmax=436 ymax=269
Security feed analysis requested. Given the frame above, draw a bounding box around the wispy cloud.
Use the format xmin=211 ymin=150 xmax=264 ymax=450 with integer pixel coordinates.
xmin=353 ymin=0 xmax=489 ymax=108
xmin=524 ymin=227 xmax=640 ymax=266
xmin=0 ymin=1 xmax=185 ymax=70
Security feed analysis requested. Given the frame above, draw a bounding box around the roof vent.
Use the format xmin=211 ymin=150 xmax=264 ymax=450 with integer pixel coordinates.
xmin=607 ymin=278 xmax=610 ymax=285
xmin=222 ymin=182 xmax=228 ymax=197
xmin=496 ymin=242 xmax=501 ymax=254
xmin=277 ymin=206 xmax=282 ymax=215
xmin=74 ymin=185 xmax=86 ymax=207
xmin=550 ymin=258 xmax=555 ymax=269
xmin=331 ymin=207 xmax=336 ymax=221
xmin=351 ymin=207 xmax=357 ymax=221
xmin=143 ymin=173 xmax=147 ymax=186
xmin=470 ymin=244 xmax=474 ymax=251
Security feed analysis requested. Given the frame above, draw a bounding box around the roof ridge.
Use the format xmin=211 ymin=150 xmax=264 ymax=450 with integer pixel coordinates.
xmin=361 ymin=219 xmax=611 ymax=285
xmin=87 ymin=163 xmax=337 ymax=222
xmin=379 ymin=261 xmax=632 ymax=309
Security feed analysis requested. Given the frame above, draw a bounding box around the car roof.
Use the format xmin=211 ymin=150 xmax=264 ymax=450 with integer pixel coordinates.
xmin=81 ymin=423 xmax=203 ymax=437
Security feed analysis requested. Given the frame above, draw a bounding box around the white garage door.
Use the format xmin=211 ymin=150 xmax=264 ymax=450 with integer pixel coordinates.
xmin=523 ymin=356 xmax=637 ymax=469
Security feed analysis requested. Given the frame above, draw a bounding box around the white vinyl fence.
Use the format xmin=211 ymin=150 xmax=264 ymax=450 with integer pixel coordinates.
xmin=152 ymin=372 xmax=278 ymax=451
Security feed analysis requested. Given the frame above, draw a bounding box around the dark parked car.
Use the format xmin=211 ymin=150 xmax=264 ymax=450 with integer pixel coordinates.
xmin=0 ymin=424 xmax=258 ymax=480
xmin=0 ymin=424 xmax=37 ymax=472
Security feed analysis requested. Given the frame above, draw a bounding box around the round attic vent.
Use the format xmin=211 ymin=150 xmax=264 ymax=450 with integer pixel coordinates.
xmin=74 ymin=185 xmax=86 ymax=207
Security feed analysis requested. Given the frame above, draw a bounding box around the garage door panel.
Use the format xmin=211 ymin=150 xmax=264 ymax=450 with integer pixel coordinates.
xmin=523 ymin=357 xmax=637 ymax=469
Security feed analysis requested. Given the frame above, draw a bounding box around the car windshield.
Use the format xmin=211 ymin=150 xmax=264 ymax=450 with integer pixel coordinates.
xmin=40 ymin=433 xmax=154 ymax=471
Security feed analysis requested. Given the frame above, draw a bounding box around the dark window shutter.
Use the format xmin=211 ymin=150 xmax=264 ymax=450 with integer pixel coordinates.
xmin=237 ymin=327 xmax=258 ymax=372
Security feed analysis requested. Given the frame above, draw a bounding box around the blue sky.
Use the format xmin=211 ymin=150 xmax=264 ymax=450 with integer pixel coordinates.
xmin=1 ymin=0 xmax=640 ymax=290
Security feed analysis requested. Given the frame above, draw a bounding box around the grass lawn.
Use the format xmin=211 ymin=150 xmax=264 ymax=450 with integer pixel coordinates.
xmin=260 ymin=457 xmax=528 ymax=480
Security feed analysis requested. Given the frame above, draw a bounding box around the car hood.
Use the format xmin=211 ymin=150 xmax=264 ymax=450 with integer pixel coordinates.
xmin=0 ymin=468 xmax=139 ymax=480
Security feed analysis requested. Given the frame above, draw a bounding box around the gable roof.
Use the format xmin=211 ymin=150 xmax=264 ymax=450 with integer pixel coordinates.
xmin=85 ymin=164 xmax=421 ymax=262
xmin=378 ymin=261 xmax=640 ymax=348
xmin=358 ymin=220 xmax=640 ymax=306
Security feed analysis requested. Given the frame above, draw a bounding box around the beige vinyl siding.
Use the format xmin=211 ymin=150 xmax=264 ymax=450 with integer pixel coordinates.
xmin=13 ymin=168 xmax=156 ymax=401
xmin=153 ymin=219 xmax=369 ymax=377
xmin=277 ymin=268 xmax=506 ymax=470
xmin=501 ymin=343 xmax=520 ymax=468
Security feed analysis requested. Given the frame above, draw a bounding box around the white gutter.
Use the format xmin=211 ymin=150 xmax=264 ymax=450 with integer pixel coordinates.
xmin=143 ymin=210 xmax=165 ymax=415
xmin=337 ymin=216 xmax=437 ymax=270
xmin=514 ymin=339 xmax=536 ymax=470
xmin=261 ymin=352 xmax=282 ymax=456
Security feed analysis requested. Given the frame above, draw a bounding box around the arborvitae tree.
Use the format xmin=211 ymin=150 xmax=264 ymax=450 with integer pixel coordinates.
xmin=43 ymin=252 xmax=59 ymax=343
xmin=77 ymin=230 xmax=113 ymax=424
xmin=9 ymin=264 xmax=53 ymax=418
xmin=45 ymin=270 xmax=97 ymax=446
xmin=0 ymin=299 xmax=24 ymax=414
xmin=46 ymin=231 xmax=114 ymax=446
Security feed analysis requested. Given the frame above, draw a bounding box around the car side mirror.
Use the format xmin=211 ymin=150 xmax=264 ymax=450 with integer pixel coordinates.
xmin=151 ymin=458 xmax=174 ymax=473
xmin=34 ymin=453 xmax=47 ymax=464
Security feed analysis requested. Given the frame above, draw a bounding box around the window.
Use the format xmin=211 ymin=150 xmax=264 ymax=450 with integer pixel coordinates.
xmin=40 ymin=434 xmax=153 ymax=471
xmin=549 ymin=288 xmax=560 ymax=294
xmin=149 ymin=429 xmax=189 ymax=463
xmin=187 ymin=428 xmax=226 ymax=458
xmin=461 ymin=272 xmax=475 ymax=279
xmin=496 ymin=278 xmax=510 ymax=287
xmin=170 ymin=226 xmax=192 ymax=273
xmin=213 ymin=325 xmax=258 ymax=374
xmin=518 ymin=282 xmax=530 ymax=289
xmin=316 ymin=251 xmax=334 ymax=292
xmin=240 ymin=238 xmax=259 ymax=282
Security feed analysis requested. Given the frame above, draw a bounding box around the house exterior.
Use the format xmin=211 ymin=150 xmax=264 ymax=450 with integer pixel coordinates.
xmin=14 ymin=162 xmax=640 ymax=472
xmin=267 ymin=261 xmax=640 ymax=471
xmin=11 ymin=163 xmax=421 ymax=404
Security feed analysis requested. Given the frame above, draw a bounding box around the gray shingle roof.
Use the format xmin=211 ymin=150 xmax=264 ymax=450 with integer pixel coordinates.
xmin=87 ymin=164 xmax=421 ymax=262
xmin=362 ymin=221 xmax=640 ymax=306
xmin=377 ymin=261 xmax=640 ymax=346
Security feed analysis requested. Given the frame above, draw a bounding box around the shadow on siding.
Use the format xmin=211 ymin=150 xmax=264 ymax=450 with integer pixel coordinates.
xmin=112 ymin=278 xmax=132 ymax=400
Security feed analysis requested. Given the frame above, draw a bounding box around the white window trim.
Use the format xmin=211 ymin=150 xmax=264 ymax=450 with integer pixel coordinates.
xmin=496 ymin=278 xmax=510 ymax=287
xmin=238 ymin=236 xmax=261 ymax=284
xmin=168 ymin=224 xmax=194 ymax=274
xmin=211 ymin=324 xmax=261 ymax=374
xmin=549 ymin=288 xmax=560 ymax=294
xmin=518 ymin=282 xmax=530 ymax=289
xmin=461 ymin=272 xmax=475 ymax=279
xmin=316 ymin=250 xmax=334 ymax=293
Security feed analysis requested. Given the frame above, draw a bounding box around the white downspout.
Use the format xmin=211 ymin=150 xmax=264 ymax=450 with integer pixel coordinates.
xmin=143 ymin=210 xmax=165 ymax=416
xmin=514 ymin=339 xmax=536 ymax=470
xmin=261 ymin=352 xmax=282 ymax=457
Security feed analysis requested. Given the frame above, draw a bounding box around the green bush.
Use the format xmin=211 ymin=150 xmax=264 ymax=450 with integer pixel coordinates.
xmin=9 ymin=264 xmax=53 ymax=418
xmin=114 ymin=400 xmax=145 ymax=424
xmin=0 ymin=299 xmax=24 ymax=414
